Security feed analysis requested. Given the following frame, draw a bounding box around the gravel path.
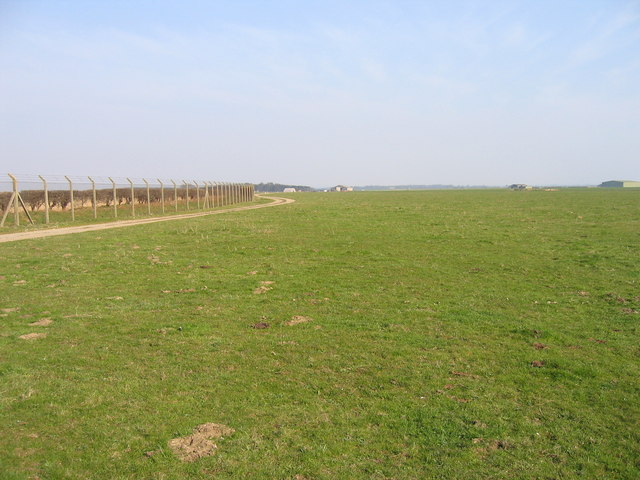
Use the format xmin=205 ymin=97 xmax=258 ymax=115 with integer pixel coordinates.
xmin=0 ymin=195 xmax=294 ymax=244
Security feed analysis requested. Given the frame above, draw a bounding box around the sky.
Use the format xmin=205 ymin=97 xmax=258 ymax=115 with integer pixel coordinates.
xmin=1 ymin=0 xmax=639 ymax=187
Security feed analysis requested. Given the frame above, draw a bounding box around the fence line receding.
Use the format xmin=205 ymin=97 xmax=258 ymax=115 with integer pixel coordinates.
xmin=0 ymin=174 xmax=255 ymax=227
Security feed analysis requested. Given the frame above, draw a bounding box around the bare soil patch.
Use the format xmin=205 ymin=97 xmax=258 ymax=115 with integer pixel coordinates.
xmin=19 ymin=332 xmax=47 ymax=340
xmin=29 ymin=318 xmax=53 ymax=327
xmin=253 ymin=281 xmax=274 ymax=294
xmin=252 ymin=322 xmax=270 ymax=329
xmin=168 ymin=423 xmax=234 ymax=462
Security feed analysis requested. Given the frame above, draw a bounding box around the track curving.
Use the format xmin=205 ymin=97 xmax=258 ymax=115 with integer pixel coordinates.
xmin=0 ymin=195 xmax=294 ymax=244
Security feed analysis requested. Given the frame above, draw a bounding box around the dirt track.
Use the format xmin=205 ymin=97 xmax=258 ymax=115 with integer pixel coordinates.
xmin=0 ymin=195 xmax=294 ymax=244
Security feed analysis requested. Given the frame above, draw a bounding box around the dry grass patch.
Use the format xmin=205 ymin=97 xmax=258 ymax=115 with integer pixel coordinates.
xmin=168 ymin=423 xmax=234 ymax=462
xmin=285 ymin=315 xmax=312 ymax=326
xmin=19 ymin=332 xmax=47 ymax=340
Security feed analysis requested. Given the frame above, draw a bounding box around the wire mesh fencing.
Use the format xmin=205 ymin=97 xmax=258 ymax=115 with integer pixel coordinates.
xmin=0 ymin=174 xmax=255 ymax=227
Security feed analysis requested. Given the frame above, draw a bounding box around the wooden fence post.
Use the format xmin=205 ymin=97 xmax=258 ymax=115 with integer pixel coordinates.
xmin=64 ymin=175 xmax=75 ymax=221
xmin=39 ymin=175 xmax=49 ymax=224
xmin=127 ymin=178 xmax=135 ymax=218
xmin=143 ymin=179 xmax=151 ymax=215
xmin=88 ymin=176 xmax=97 ymax=219
xmin=158 ymin=179 xmax=165 ymax=214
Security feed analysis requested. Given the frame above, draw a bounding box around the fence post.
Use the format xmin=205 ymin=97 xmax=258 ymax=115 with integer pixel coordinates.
xmin=108 ymin=177 xmax=117 ymax=218
xmin=64 ymin=175 xmax=75 ymax=221
xmin=143 ymin=179 xmax=151 ymax=215
xmin=194 ymin=180 xmax=200 ymax=209
xmin=127 ymin=178 xmax=135 ymax=218
xmin=203 ymin=181 xmax=209 ymax=209
xmin=88 ymin=176 xmax=97 ymax=219
xmin=39 ymin=175 xmax=49 ymax=224
xmin=158 ymin=179 xmax=165 ymax=214
xmin=11 ymin=173 xmax=19 ymax=226
xmin=183 ymin=181 xmax=190 ymax=210
xmin=171 ymin=180 xmax=177 ymax=211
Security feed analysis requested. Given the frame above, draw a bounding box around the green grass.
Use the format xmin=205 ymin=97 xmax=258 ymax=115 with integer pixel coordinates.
xmin=0 ymin=189 xmax=638 ymax=479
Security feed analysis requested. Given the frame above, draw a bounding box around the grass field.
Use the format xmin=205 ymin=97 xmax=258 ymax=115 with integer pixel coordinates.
xmin=0 ymin=189 xmax=638 ymax=479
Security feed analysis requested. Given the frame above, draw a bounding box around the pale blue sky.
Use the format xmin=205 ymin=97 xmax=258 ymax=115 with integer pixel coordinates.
xmin=1 ymin=0 xmax=639 ymax=186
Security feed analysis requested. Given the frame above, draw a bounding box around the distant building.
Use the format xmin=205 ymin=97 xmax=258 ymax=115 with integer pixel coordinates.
xmin=598 ymin=180 xmax=640 ymax=188
xmin=332 ymin=185 xmax=353 ymax=192
xmin=509 ymin=184 xmax=532 ymax=190
xmin=283 ymin=187 xmax=296 ymax=193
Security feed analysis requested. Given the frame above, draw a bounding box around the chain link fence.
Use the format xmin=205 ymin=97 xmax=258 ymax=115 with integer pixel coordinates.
xmin=0 ymin=174 xmax=255 ymax=227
